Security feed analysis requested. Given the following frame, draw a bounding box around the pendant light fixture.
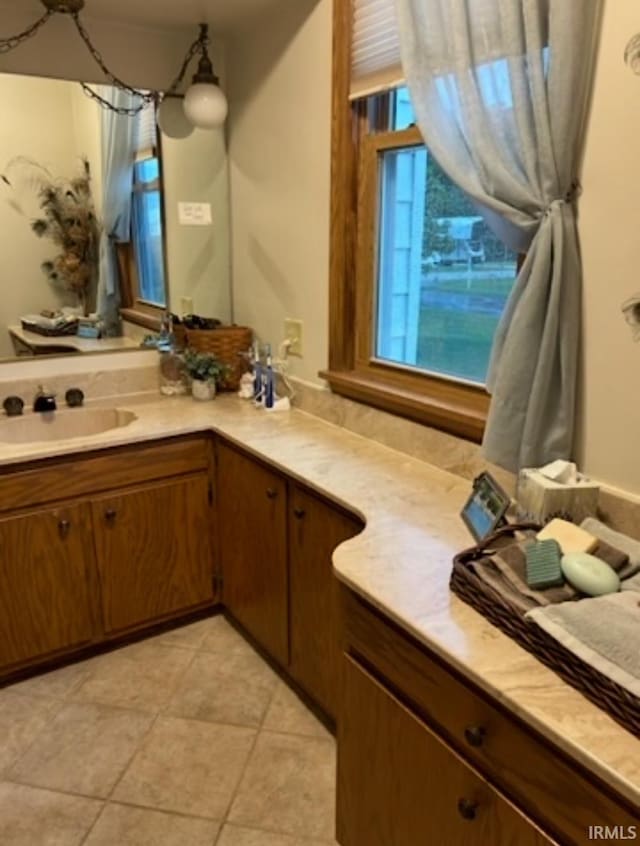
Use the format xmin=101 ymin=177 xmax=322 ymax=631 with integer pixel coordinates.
xmin=182 ymin=24 xmax=228 ymax=130
xmin=1 ymin=2 xmax=228 ymax=133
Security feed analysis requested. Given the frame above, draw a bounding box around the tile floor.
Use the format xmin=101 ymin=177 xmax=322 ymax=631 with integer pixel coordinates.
xmin=0 ymin=615 xmax=338 ymax=845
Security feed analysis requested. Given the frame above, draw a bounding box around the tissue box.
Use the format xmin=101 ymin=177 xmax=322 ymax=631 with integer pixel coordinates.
xmin=516 ymin=465 xmax=599 ymax=525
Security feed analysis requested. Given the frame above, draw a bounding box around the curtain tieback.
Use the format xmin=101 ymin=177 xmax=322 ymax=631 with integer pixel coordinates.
xmin=543 ymin=180 xmax=582 ymax=217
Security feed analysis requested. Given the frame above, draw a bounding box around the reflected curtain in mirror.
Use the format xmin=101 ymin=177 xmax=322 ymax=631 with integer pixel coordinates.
xmin=97 ymin=86 xmax=137 ymax=336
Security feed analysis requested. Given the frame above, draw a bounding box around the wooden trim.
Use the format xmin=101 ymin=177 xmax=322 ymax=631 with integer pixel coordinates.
xmin=327 ymin=3 xmax=490 ymax=443
xmin=329 ymin=0 xmax=358 ymax=372
xmin=320 ymin=368 xmax=488 ymax=441
xmin=120 ymin=305 xmax=163 ymax=332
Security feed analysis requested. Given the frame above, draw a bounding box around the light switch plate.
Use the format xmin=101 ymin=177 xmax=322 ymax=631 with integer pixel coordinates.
xmin=178 ymin=202 xmax=212 ymax=226
xmin=284 ymin=319 xmax=303 ymax=357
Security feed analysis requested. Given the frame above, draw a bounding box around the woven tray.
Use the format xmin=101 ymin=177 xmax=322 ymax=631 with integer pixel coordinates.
xmin=450 ymin=527 xmax=640 ymax=738
xmin=185 ymin=325 xmax=253 ymax=391
xmin=21 ymin=319 xmax=78 ymax=337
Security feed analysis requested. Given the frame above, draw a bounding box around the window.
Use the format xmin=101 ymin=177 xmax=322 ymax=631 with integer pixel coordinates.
xmin=119 ymin=103 xmax=168 ymax=331
xmin=376 ymin=88 xmax=518 ymax=384
xmin=132 ymin=156 xmax=167 ymax=308
xmin=324 ymin=3 xmax=519 ymax=441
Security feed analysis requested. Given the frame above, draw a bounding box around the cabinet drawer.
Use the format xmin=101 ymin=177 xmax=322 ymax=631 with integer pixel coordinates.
xmin=343 ymin=588 xmax=638 ymax=844
xmin=0 ymin=436 xmax=211 ymax=513
xmin=338 ymin=655 xmax=555 ymax=846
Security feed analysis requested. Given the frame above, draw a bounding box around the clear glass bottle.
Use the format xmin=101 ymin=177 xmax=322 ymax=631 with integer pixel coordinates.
xmin=158 ymin=313 xmax=187 ymax=396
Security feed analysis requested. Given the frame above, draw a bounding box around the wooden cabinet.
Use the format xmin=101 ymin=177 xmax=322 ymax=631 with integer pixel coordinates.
xmin=92 ymin=476 xmax=215 ymax=633
xmin=289 ymin=485 xmax=362 ymax=718
xmin=0 ymin=504 xmax=97 ymax=668
xmin=0 ymin=436 xmax=217 ymax=679
xmin=217 ymin=441 xmax=289 ymax=666
xmin=338 ymin=655 xmax=555 ymax=846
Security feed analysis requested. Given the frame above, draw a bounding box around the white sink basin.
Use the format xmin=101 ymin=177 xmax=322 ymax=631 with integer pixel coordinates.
xmin=0 ymin=408 xmax=137 ymax=444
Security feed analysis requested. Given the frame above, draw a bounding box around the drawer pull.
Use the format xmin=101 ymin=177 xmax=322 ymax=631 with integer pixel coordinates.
xmin=464 ymin=725 xmax=486 ymax=748
xmin=293 ymin=507 xmax=306 ymax=519
xmin=266 ymin=488 xmax=278 ymax=500
xmin=58 ymin=519 xmax=71 ymax=538
xmin=105 ymin=508 xmax=117 ymax=524
xmin=457 ymin=798 xmax=478 ymax=821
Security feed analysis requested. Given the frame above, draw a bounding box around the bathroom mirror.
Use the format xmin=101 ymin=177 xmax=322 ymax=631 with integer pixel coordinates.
xmin=0 ymin=70 xmax=231 ymax=361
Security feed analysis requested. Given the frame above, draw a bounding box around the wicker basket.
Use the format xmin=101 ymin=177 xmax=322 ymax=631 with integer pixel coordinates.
xmin=450 ymin=528 xmax=640 ymax=738
xmin=185 ymin=325 xmax=253 ymax=391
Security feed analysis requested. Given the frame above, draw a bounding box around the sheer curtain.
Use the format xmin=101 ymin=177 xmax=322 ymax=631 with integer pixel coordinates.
xmin=395 ymin=0 xmax=602 ymax=471
xmin=97 ymin=87 xmax=138 ymax=336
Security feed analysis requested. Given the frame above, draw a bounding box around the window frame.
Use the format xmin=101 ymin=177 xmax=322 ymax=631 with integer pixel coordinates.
xmin=321 ymin=2 xmax=491 ymax=442
xmin=119 ymin=136 xmax=169 ymax=332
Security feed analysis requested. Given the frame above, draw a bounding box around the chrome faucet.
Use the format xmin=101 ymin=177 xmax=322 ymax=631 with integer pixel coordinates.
xmin=33 ymin=385 xmax=57 ymax=413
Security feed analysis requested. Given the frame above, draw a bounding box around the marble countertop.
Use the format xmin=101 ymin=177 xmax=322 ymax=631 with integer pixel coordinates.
xmin=0 ymin=392 xmax=638 ymax=807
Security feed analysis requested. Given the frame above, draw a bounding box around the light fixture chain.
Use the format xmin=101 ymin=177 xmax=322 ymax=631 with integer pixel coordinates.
xmin=165 ymin=36 xmax=203 ymax=96
xmin=0 ymin=9 xmax=54 ymax=54
xmin=80 ymin=82 xmax=151 ymax=116
xmin=70 ymin=11 xmax=154 ymax=105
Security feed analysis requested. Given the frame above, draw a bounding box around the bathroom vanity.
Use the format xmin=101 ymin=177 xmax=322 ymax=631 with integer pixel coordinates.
xmin=0 ymin=393 xmax=637 ymax=845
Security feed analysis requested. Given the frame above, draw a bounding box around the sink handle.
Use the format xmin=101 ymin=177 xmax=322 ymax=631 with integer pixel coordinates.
xmin=65 ymin=388 xmax=85 ymax=408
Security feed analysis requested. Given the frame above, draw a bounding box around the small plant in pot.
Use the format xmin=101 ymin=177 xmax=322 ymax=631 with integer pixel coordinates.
xmin=184 ymin=349 xmax=229 ymax=401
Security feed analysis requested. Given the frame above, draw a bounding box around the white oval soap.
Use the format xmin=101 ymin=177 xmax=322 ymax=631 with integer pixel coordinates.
xmin=561 ymin=552 xmax=621 ymax=596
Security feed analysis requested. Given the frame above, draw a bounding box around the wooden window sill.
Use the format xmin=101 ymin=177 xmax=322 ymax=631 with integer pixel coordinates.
xmin=120 ymin=307 xmax=162 ymax=332
xmin=319 ymin=368 xmax=489 ymax=443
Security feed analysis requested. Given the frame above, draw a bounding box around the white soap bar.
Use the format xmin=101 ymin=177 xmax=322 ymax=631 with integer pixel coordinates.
xmin=561 ymin=552 xmax=621 ymax=596
xmin=537 ymin=518 xmax=598 ymax=554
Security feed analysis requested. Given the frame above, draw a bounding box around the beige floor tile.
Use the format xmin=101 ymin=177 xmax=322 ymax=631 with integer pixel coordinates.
xmin=7 ymin=660 xmax=96 ymax=702
xmin=229 ymin=731 xmax=336 ymax=841
xmin=0 ymin=781 xmax=102 ymax=846
xmin=217 ymin=824 xmax=337 ymax=845
xmin=0 ymin=691 xmax=61 ymax=775
xmin=165 ymin=651 xmax=278 ymax=728
xmin=199 ymin=617 xmax=257 ymax=656
xmin=84 ymin=802 xmax=220 ymax=846
xmin=263 ymin=683 xmax=331 ymax=739
xmin=154 ymin=617 xmax=220 ymax=650
xmin=72 ymin=641 xmax=194 ymax=712
xmin=113 ymin=716 xmax=255 ymax=819
xmin=8 ymin=702 xmax=153 ymax=798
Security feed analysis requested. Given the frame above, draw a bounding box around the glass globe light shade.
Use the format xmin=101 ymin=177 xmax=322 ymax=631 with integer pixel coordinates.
xmin=157 ymin=97 xmax=194 ymax=140
xmin=183 ymin=82 xmax=228 ymax=129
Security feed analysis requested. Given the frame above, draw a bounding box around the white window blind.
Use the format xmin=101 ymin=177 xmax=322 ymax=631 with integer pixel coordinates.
xmin=135 ymin=101 xmax=158 ymax=160
xmin=350 ymin=0 xmax=405 ymax=100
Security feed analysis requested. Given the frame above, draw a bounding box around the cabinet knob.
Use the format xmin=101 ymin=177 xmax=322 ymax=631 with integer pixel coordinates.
xmin=105 ymin=508 xmax=117 ymax=523
xmin=457 ymin=798 xmax=478 ymax=821
xmin=266 ymin=488 xmax=278 ymax=500
xmin=464 ymin=725 xmax=486 ymax=748
xmin=293 ymin=507 xmax=306 ymax=519
xmin=58 ymin=519 xmax=71 ymax=538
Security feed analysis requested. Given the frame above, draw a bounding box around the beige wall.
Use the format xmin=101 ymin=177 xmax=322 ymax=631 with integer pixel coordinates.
xmin=227 ymin=0 xmax=330 ymax=380
xmin=576 ymin=0 xmax=640 ymax=496
xmin=227 ymin=0 xmax=640 ymax=498
xmin=163 ymin=127 xmax=231 ymax=320
xmin=0 ymin=74 xmax=83 ymax=358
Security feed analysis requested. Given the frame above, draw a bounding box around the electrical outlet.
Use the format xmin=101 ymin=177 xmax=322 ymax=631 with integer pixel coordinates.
xmin=180 ymin=297 xmax=194 ymax=316
xmin=284 ymin=318 xmax=303 ymax=357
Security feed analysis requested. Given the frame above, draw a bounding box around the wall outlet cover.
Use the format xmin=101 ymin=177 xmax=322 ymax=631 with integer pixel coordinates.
xmin=284 ymin=318 xmax=303 ymax=357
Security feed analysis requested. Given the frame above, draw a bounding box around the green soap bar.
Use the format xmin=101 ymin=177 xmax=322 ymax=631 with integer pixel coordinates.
xmin=561 ymin=552 xmax=621 ymax=596
xmin=526 ymin=539 xmax=563 ymax=590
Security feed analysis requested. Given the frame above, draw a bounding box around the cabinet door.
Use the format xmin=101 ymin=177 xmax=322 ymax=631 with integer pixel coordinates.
xmin=338 ymin=656 xmax=556 ymax=846
xmin=0 ymin=504 xmax=97 ymax=669
xmin=289 ymin=485 xmax=362 ymax=718
xmin=92 ymin=475 xmax=214 ymax=633
xmin=217 ymin=441 xmax=288 ymax=666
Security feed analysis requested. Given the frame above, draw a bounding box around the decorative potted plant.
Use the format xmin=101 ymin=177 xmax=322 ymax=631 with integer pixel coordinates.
xmin=184 ymin=349 xmax=229 ymax=401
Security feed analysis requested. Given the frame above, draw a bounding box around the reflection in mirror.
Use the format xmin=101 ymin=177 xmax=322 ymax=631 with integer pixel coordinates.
xmin=0 ymin=70 xmax=231 ymax=363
